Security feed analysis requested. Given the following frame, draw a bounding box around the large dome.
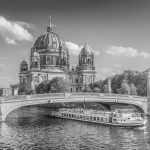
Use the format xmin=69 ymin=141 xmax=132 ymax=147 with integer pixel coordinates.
xmin=30 ymin=18 xmax=70 ymax=71
xmin=33 ymin=32 xmax=65 ymax=50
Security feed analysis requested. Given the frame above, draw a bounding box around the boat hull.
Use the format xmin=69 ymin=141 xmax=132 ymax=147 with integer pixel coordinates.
xmin=50 ymin=111 xmax=147 ymax=128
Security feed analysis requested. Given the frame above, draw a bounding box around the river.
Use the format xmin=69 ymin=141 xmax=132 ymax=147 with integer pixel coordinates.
xmin=0 ymin=106 xmax=150 ymax=150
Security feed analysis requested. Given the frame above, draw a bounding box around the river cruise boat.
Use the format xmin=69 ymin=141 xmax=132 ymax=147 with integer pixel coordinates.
xmin=50 ymin=108 xmax=147 ymax=127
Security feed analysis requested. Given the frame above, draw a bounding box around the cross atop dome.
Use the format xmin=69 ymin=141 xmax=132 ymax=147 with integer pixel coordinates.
xmin=47 ymin=15 xmax=53 ymax=32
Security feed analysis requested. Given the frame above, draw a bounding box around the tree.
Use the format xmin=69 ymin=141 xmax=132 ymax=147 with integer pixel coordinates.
xmin=130 ymin=83 xmax=137 ymax=95
xmin=117 ymin=79 xmax=130 ymax=94
xmin=49 ymin=77 xmax=70 ymax=93
xmin=92 ymin=87 xmax=101 ymax=93
xmin=35 ymin=77 xmax=70 ymax=94
xmin=83 ymin=86 xmax=91 ymax=92
xmin=103 ymin=84 xmax=109 ymax=93
xmin=94 ymin=70 xmax=147 ymax=96
xmin=35 ymin=80 xmax=50 ymax=94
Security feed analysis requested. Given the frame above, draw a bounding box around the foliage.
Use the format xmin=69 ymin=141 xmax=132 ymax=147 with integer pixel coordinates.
xmin=36 ymin=77 xmax=70 ymax=94
xmin=83 ymin=86 xmax=91 ymax=92
xmin=117 ymin=82 xmax=130 ymax=94
xmin=130 ymin=83 xmax=137 ymax=95
xmin=117 ymin=79 xmax=130 ymax=94
xmin=89 ymin=70 xmax=147 ymax=96
xmin=103 ymin=84 xmax=109 ymax=93
xmin=92 ymin=87 xmax=101 ymax=93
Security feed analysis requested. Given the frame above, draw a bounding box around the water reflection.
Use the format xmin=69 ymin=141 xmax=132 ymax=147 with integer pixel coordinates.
xmin=0 ymin=106 xmax=149 ymax=150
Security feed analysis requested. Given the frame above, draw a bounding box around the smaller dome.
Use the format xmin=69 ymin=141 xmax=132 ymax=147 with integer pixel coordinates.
xmin=20 ymin=60 xmax=28 ymax=72
xmin=80 ymin=43 xmax=93 ymax=55
xmin=20 ymin=60 xmax=28 ymax=65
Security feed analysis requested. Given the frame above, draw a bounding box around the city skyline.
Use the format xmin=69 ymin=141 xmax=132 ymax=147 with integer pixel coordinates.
xmin=0 ymin=0 xmax=150 ymax=87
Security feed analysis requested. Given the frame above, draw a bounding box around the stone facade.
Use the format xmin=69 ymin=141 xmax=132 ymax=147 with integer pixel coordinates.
xmin=0 ymin=88 xmax=11 ymax=97
xmin=19 ymin=18 xmax=96 ymax=94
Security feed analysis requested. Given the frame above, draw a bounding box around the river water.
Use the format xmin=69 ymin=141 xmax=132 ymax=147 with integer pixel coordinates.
xmin=0 ymin=106 xmax=150 ymax=150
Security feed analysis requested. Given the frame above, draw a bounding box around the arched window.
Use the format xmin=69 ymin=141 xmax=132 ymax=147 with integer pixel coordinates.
xmin=33 ymin=62 xmax=38 ymax=68
xmin=88 ymin=58 xmax=91 ymax=64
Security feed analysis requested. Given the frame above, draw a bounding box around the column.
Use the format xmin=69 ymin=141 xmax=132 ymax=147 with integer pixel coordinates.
xmin=107 ymin=77 xmax=112 ymax=93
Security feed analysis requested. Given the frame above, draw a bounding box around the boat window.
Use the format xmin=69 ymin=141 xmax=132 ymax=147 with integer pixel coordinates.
xmin=93 ymin=117 xmax=96 ymax=120
xmin=90 ymin=116 xmax=92 ymax=120
xmin=97 ymin=117 xmax=99 ymax=121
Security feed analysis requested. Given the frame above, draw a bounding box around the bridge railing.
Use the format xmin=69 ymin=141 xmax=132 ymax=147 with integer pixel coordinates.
xmin=30 ymin=93 xmax=65 ymax=98
xmin=0 ymin=92 xmax=146 ymax=102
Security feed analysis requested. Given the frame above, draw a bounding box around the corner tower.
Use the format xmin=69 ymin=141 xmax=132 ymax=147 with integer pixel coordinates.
xmin=78 ymin=43 xmax=96 ymax=90
xmin=19 ymin=60 xmax=29 ymax=94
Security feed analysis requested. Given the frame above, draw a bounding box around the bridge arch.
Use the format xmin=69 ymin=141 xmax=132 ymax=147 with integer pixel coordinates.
xmin=1 ymin=99 xmax=52 ymax=121
xmin=0 ymin=93 xmax=148 ymax=121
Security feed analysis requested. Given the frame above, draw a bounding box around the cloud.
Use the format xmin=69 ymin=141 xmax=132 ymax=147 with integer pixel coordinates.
xmin=0 ymin=76 xmax=12 ymax=81
xmin=65 ymin=41 xmax=81 ymax=55
xmin=113 ymin=64 xmax=122 ymax=68
xmin=65 ymin=41 xmax=100 ymax=56
xmin=0 ymin=64 xmax=4 ymax=67
xmin=100 ymin=67 xmax=122 ymax=79
xmin=0 ymin=16 xmax=33 ymax=45
xmin=106 ymin=46 xmax=150 ymax=59
xmin=0 ymin=56 xmax=8 ymax=60
xmin=93 ymin=50 xmax=100 ymax=55
xmin=15 ymin=21 xmax=37 ymax=31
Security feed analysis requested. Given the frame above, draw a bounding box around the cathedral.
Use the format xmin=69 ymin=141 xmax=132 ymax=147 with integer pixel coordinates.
xmin=19 ymin=18 xmax=96 ymax=94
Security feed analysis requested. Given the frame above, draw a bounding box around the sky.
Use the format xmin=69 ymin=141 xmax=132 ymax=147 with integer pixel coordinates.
xmin=0 ymin=0 xmax=150 ymax=87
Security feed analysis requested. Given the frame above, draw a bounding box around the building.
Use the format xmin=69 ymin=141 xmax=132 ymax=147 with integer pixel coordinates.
xmin=0 ymin=88 xmax=11 ymax=97
xmin=19 ymin=18 xmax=96 ymax=94
xmin=10 ymin=84 xmax=19 ymax=96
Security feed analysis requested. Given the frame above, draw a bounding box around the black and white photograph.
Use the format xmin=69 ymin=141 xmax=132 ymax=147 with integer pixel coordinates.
xmin=0 ymin=0 xmax=150 ymax=149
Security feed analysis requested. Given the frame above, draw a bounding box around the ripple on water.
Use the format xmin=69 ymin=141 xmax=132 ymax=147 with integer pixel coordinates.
xmin=0 ymin=106 xmax=149 ymax=150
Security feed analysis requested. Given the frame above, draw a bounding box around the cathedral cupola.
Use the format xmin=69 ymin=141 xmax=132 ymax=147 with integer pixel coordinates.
xmin=33 ymin=16 xmax=64 ymax=51
xmin=81 ymin=43 xmax=93 ymax=55
xmin=31 ymin=17 xmax=70 ymax=70
xmin=20 ymin=60 xmax=28 ymax=72
xmin=79 ymin=43 xmax=94 ymax=71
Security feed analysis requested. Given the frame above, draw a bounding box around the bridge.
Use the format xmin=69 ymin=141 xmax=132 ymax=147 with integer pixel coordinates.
xmin=0 ymin=93 xmax=148 ymax=121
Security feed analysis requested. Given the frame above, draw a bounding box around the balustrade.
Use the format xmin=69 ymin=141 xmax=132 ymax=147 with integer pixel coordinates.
xmin=0 ymin=92 xmax=146 ymax=102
